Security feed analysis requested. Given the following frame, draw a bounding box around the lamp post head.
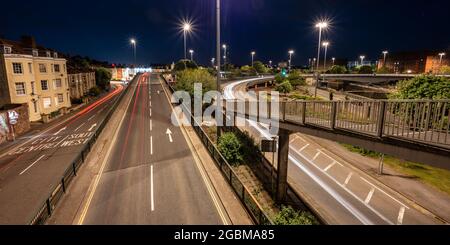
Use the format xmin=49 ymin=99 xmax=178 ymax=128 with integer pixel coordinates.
xmin=439 ymin=52 xmax=446 ymax=57
xmin=251 ymin=51 xmax=256 ymax=56
xmin=315 ymin=22 xmax=328 ymax=29
xmin=383 ymin=51 xmax=388 ymax=55
xmin=360 ymin=55 xmax=365 ymax=60
xmin=183 ymin=23 xmax=191 ymax=32
xmin=289 ymin=50 xmax=295 ymax=55
xmin=322 ymin=41 xmax=329 ymax=47
xmin=189 ymin=49 xmax=194 ymax=54
xmin=130 ymin=39 xmax=136 ymax=44
xmin=222 ymin=44 xmax=227 ymax=49
xmin=332 ymin=57 xmax=335 ymax=61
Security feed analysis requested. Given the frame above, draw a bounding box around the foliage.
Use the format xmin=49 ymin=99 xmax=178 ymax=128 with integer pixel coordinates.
xmin=223 ymin=63 xmax=235 ymax=72
xmin=289 ymin=92 xmax=317 ymax=101
xmin=377 ymin=66 xmax=394 ymax=74
xmin=173 ymin=59 xmax=198 ymax=71
xmin=287 ymin=70 xmax=306 ymax=87
xmin=358 ymin=65 xmax=373 ymax=74
xmin=273 ymin=206 xmax=319 ymax=225
xmin=327 ymin=65 xmax=347 ymax=74
xmin=253 ymin=61 xmax=267 ymax=74
xmin=275 ymin=80 xmax=293 ymax=94
xmin=95 ymin=67 xmax=112 ymax=90
xmin=274 ymin=73 xmax=285 ymax=84
xmin=218 ymin=132 xmax=244 ymax=166
xmin=89 ymin=86 xmax=102 ymax=97
xmin=240 ymin=65 xmax=256 ymax=75
xmin=440 ymin=66 xmax=450 ymax=75
xmin=174 ymin=69 xmax=216 ymax=96
xmin=392 ymin=75 xmax=450 ymax=99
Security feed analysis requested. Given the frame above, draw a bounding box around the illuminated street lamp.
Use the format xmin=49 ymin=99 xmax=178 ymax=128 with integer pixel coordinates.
xmin=439 ymin=52 xmax=446 ymax=65
xmin=251 ymin=51 xmax=256 ymax=67
xmin=189 ymin=49 xmax=194 ymax=61
xmin=288 ymin=50 xmax=294 ymax=70
xmin=269 ymin=60 xmax=273 ymax=67
xmin=314 ymin=21 xmax=328 ymax=98
xmin=332 ymin=57 xmax=336 ymax=66
xmin=322 ymin=41 xmax=329 ymax=70
xmin=382 ymin=51 xmax=388 ymax=66
xmin=360 ymin=55 xmax=366 ymax=66
xmin=211 ymin=58 xmax=215 ymax=67
xmin=181 ymin=22 xmax=192 ymax=60
xmin=130 ymin=39 xmax=136 ymax=67
xmin=222 ymin=44 xmax=227 ymax=65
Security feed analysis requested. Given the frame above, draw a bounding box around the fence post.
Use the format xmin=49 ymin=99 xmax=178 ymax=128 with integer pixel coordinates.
xmin=302 ymin=102 xmax=307 ymax=125
xmin=46 ymin=199 xmax=52 ymax=216
xmin=330 ymin=102 xmax=337 ymax=129
xmin=61 ymin=178 xmax=66 ymax=193
xmin=377 ymin=101 xmax=386 ymax=138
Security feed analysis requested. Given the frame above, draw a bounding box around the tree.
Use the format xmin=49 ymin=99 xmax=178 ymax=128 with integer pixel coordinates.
xmin=95 ymin=67 xmax=112 ymax=90
xmin=377 ymin=66 xmax=394 ymax=74
xmin=274 ymin=73 xmax=285 ymax=84
xmin=218 ymin=132 xmax=243 ymax=166
xmin=327 ymin=65 xmax=347 ymax=74
xmin=253 ymin=61 xmax=267 ymax=74
xmin=358 ymin=65 xmax=373 ymax=74
xmin=276 ymin=80 xmax=293 ymax=94
xmin=173 ymin=59 xmax=198 ymax=71
xmin=240 ymin=65 xmax=256 ymax=75
xmin=393 ymin=75 xmax=450 ymax=99
xmin=273 ymin=206 xmax=319 ymax=225
xmin=174 ymin=69 xmax=216 ymax=96
xmin=287 ymin=70 xmax=306 ymax=87
xmin=440 ymin=66 xmax=450 ymax=75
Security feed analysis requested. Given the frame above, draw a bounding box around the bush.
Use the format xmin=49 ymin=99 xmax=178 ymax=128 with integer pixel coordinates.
xmin=175 ymin=69 xmax=216 ymax=96
xmin=218 ymin=132 xmax=244 ymax=166
xmin=253 ymin=61 xmax=267 ymax=74
xmin=273 ymin=206 xmax=319 ymax=225
xmin=392 ymin=75 xmax=450 ymax=99
xmin=287 ymin=70 xmax=306 ymax=87
xmin=327 ymin=65 xmax=347 ymax=74
xmin=89 ymin=86 xmax=102 ymax=96
xmin=276 ymin=80 xmax=293 ymax=94
xmin=377 ymin=66 xmax=394 ymax=74
xmin=95 ymin=67 xmax=112 ymax=90
xmin=174 ymin=59 xmax=198 ymax=71
xmin=274 ymin=73 xmax=285 ymax=84
xmin=358 ymin=65 xmax=373 ymax=74
xmin=440 ymin=66 xmax=450 ymax=75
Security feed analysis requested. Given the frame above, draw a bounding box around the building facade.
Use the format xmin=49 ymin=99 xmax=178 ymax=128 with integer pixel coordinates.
xmin=377 ymin=51 xmax=449 ymax=74
xmin=68 ymin=72 xmax=96 ymax=99
xmin=0 ymin=37 xmax=71 ymax=122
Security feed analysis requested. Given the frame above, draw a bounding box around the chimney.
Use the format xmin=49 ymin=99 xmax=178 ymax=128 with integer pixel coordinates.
xmin=20 ymin=36 xmax=37 ymax=49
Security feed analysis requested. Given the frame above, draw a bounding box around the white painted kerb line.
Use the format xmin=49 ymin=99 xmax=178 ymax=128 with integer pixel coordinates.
xmin=151 ymin=164 xmax=155 ymax=211
xmin=20 ymin=155 xmax=45 ymax=175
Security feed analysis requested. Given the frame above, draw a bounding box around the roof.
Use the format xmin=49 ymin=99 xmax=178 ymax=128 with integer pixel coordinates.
xmin=0 ymin=36 xmax=56 ymax=57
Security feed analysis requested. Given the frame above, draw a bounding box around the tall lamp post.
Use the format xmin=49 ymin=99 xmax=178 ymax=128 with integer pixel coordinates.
xmin=182 ymin=23 xmax=192 ymax=60
xmin=360 ymin=55 xmax=366 ymax=66
xmin=222 ymin=44 xmax=227 ymax=66
xmin=189 ymin=49 xmax=194 ymax=61
xmin=322 ymin=41 xmax=329 ymax=70
xmin=288 ymin=50 xmax=294 ymax=71
xmin=211 ymin=58 xmax=215 ymax=67
xmin=216 ymin=0 xmax=221 ymax=138
xmin=251 ymin=51 xmax=256 ymax=67
xmin=314 ymin=21 xmax=328 ymax=98
xmin=382 ymin=51 xmax=388 ymax=66
xmin=130 ymin=39 xmax=136 ymax=68
xmin=332 ymin=57 xmax=336 ymax=66
xmin=439 ymin=52 xmax=446 ymax=65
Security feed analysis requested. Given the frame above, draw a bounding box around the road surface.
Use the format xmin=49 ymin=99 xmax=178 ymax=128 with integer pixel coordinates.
xmin=0 ymin=84 xmax=124 ymax=224
xmin=78 ymin=73 xmax=225 ymax=225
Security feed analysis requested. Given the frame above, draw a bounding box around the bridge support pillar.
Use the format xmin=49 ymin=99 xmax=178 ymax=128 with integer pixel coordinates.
xmin=276 ymin=128 xmax=290 ymax=203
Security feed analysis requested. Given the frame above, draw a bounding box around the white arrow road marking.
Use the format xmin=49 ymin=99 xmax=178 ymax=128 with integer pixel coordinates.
xmin=53 ymin=127 xmax=67 ymax=136
xmin=20 ymin=155 xmax=46 ymax=175
xmin=166 ymin=128 xmax=173 ymax=143
xmin=88 ymin=124 xmax=97 ymax=132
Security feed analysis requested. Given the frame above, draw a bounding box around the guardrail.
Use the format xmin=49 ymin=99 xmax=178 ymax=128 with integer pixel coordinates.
xmin=29 ymin=77 xmax=136 ymax=225
xmin=161 ymin=75 xmax=273 ymax=225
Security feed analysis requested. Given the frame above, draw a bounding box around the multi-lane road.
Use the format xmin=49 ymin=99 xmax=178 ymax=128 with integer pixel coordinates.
xmin=0 ymin=84 xmax=124 ymax=224
xmin=78 ymin=73 xmax=227 ymax=225
xmin=223 ymin=77 xmax=445 ymax=225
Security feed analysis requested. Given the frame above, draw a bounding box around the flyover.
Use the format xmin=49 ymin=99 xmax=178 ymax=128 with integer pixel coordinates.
xmin=300 ymin=74 xmax=450 ymax=84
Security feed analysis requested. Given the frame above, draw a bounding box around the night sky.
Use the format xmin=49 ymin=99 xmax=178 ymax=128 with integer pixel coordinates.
xmin=1 ymin=0 xmax=449 ymax=66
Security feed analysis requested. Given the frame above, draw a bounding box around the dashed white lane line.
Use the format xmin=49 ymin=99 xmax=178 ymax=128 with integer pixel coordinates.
xmin=397 ymin=207 xmax=406 ymax=225
xmin=151 ymin=164 xmax=155 ymax=212
xmin=150 ymin=120 xmax=153 ymax=131
xmin=324 ymin=161 xmax=337 ymax=172
xmin=87 ymin=115 xmax=96 ymax=121
xmin=365 ymin=188 xmax=375 ymax=204
xmin=150 ymin=136 xmax=153 ymax=155
xmin=74 ymin=123 xmax=86 ymax=132
xmin=344 ymin=172 xmax=353 ymax=186
xmin=19 ymin=155 xmax=46 ymax=175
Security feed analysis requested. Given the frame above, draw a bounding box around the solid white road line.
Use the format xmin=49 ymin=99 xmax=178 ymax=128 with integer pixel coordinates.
xmin=88 ymin=115 xmax=96 ymax=121
xmin=151 ymin=164 xmax=155 ymax=211
xmin=74 ymin=123 xmax=86 ymax=132
xmin=397 ymin=207 xmax=406 ymax=225
xmin=365 ymin=188 xmax=375 ymax=204
xmin=53 ymin=127 xmax=67 ymax=136
xmin=20 ymin=155 xmax=45 ymax=175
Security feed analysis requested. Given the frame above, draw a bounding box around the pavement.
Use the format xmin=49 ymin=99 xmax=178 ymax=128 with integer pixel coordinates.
xmin=67 ymin=73 xmax=230 ymax=225
xmin=0 ymin=84 xmax=124 ymax=224
xmin=223 ymin=77 xmax=447 ymax=225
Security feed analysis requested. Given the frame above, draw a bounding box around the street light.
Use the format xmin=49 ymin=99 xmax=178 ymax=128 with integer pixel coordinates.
xmin=211 ymin=58 xmax=215 ymax=67
xmin=322 ymin=41 xmax=329 ymax=70
xmin=269 ymin=60 xmax=272 ymax=67
xmin=189 ymin=49 xmax=194 ymax=61
xmin=382 ymin=51 xmax=388 ymax=66
xmin=439 ymin=52 xmax=446 ymax=65
xmin=288 ymin=50 xmax=294 ymax=71
xmin=222 ymin=44 xmax=227 ymax=65
xmin=332 ymin=57 xmax=336 ymax=66
xmin=251 ymin=51 xmax=256 ymax=67
xmin=360 ymin=55 xmax=366 ymax=66
xmin=130 ymin=39 xmax=136 ymax=67
xmin=314 ymin=21 xmax=328 ymax=97
xmin=181 ymin=22 xmax=192 ymax=60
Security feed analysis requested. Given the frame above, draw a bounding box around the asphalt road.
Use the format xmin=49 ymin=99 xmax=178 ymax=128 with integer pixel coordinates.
xmin=223 ymin=77 xmax=443 ymax=225
xmin=0 ymin=83 xmax=124 ymax=224
xmin=79 ymin=73 xmax=224 ymax=225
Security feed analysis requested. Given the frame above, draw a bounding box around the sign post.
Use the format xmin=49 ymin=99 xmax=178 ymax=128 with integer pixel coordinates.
xmin=8 ymin=110 xmax=19 ymax=141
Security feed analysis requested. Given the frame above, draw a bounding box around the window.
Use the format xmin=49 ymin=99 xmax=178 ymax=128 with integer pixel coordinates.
xmin=31 ymin=81 xmax=35 ymax=94
xmin=15 ymin=82 xmax=26 ymax=95
xmin=28 ymin=63 xmax=33 ymax=74
xmin=41 ymin=80 xmax=49 ymax=90
xmin=57 ymin=94 xmax=64 ymax=103
xmin=54 ymin=79 xmax=62 ymax=89
xmin=39 ymin=64 xmax=47 ymax=73
xmin=32 ymin=49 xmax=38 ymax=57
xmin=53 ymin=52 xmax=58 ymax=58
xmin=4 ymin=46 xmax=12 ymax=54
xmin=12 ymin=63 xmax=23 ymax=74
xmin=43 ymin=97 xmax=52 ymax=109
xmin=54 ymin=64 xmax=60 ymax=73
xmin=46 ymin=51 xmax=51 ymax=58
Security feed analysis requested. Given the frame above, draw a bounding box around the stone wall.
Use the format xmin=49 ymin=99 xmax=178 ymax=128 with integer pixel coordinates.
xmin=0 ymin=104 xmax=30 ymax=144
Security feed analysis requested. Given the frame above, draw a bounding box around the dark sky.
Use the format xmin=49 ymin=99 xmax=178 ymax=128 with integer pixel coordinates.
xmin=1 ymin=0 xmax=449 ymax=66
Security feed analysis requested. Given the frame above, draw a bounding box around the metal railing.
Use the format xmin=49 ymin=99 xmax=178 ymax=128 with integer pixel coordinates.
xmin=162 ymin=75 xmax=273 ymax=225
xmin=29 ymin=77 xmax=135 ymax=225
